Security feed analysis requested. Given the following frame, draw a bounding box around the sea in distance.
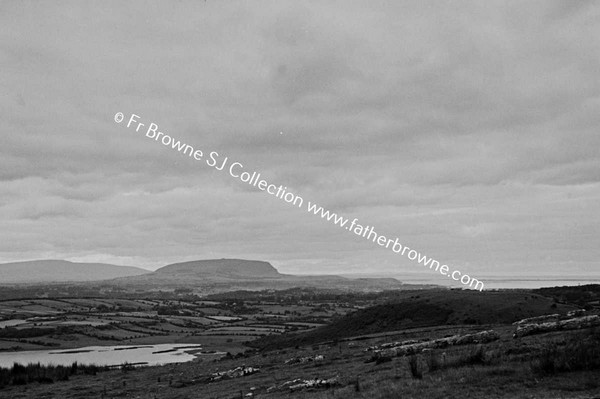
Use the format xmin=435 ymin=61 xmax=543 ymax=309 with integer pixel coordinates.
xmin=337 ymin=272 xmax=600 ymax=290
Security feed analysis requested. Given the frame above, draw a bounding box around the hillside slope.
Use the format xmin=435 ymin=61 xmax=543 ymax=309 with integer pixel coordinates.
xmin=250 ymin=289 xmax=577 ymax=349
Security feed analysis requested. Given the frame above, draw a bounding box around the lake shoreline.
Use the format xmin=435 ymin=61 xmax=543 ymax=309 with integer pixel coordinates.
xmin=0 ymin=343 xmax=212 ymax=368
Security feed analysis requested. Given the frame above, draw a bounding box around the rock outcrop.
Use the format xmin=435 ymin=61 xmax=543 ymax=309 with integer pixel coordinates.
xmin=372 ymin=330 xmax=500 ymax=359
xmin=513 ymin=314 xmax=600 ymax=338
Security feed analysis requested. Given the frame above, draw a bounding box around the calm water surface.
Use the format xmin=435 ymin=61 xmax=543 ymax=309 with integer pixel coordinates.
xmin=0 ymin=344 xmax=206 ymax=368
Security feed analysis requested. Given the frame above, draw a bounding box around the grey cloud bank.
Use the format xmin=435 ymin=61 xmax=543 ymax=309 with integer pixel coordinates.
xmin=1 ymin=1 xmax=599 ymax=281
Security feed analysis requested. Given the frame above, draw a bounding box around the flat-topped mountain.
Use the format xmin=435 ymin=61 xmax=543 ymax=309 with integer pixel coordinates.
xmin=0 ymin=258 xmax=433 ymax=293
xmin=115 ymin=258 xmax=429 ymax=293
xmin=0 ymin=259 xmax=149 ymax=284
xmin=154 ymin=259 xmax=282 ymax=279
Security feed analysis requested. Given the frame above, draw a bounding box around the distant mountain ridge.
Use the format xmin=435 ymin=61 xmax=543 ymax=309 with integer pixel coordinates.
xmin=0 ymin=258 xmax=433 ymax=293
xmin=0 ymin=260 xmax=149 ymax=284
xmin=154 ymin=259 xmax=281 ymax=279
xmin=115 ymin=258 xmax=427 ymax=292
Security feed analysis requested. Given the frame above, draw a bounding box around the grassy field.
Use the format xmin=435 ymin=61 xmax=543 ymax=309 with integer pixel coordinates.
xmin=0 ymin=290 xmax=353 ymax=354
xmin=0 ymin=324 xmax=598 ymax=398
xmin=0 ymin=285 xmax=598 ymax=398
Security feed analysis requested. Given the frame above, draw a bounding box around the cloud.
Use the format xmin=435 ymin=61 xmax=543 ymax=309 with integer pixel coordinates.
xmin=0 ymin=0 xmax=598 ymax=280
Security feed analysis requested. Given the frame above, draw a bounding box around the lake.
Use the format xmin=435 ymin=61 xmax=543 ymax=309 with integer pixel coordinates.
xmin=0 ymin=320 xmax=27 ymax=328
xmin=0 ymin=343 xmax=210 ymax=368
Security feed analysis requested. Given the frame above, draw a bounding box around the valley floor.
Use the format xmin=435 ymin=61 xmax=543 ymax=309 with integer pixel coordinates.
xmin=1 ymin=324 xmax=599 ymax=398
xmin=1 ymin=286 xmax=599 ymax=398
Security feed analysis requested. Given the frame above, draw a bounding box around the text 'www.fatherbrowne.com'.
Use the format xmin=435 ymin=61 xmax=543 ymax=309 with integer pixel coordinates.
xmin=114 ymin=112 xmax=484 ymax=291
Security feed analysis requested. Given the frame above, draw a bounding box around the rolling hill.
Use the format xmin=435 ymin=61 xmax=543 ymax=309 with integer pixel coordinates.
xmin=0 ymin=260 xmax=149 ymax=284
xmin=250 ymin=289 xmax=577 ymax=349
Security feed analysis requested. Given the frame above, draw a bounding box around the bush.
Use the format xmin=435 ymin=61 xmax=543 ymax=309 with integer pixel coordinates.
xmin=427 ymin=352 xmax=443 ymax=371
xmin=0 ymin=362 xmax=108 ymax=388
xmin=408 ymin=355 xmax=423 ymax=379
xmin=463 ymin=345 xmax=486 ymax=366
xmin=532 ymin=329 xmax=600 ymax=374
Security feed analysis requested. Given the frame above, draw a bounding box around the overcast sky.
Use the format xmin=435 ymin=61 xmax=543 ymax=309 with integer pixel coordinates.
xmin=1 ymin=1 xmax=599 ymax=281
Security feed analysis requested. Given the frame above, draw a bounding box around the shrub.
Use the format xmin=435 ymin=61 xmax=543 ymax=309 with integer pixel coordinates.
xmin=463 ymin=345 xmax=486 ymax=366
xmin=531 ymin=329 xmax=600 ymax=374
xmin=0 ymin=361 xmax=108 ymax=387
xmin=427 ymin=352 xmax=442 ymax=371
xmin=375 ymin=356 xmax=392 ymax=365
xmin=408 ymin=355 xmax=423 ymax=379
